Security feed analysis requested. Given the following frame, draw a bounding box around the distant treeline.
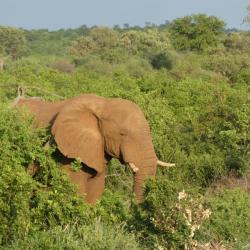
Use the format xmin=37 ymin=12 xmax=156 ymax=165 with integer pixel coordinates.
xmin=0 ymin=14 xmax=247 ymax=58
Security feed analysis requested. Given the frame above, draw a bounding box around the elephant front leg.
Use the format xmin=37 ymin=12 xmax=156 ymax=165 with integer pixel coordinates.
xmin=61 ymin=165 xmax=89 ymax=198
xmin=61 ymin=165 xmax=106 ymax=205
xmin=85 ymin=169 xmax=106 ymax=205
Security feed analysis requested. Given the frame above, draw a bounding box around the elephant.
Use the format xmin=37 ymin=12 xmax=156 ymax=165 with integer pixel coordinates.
xmin=13 ymin=89 xmax=175 ymax=204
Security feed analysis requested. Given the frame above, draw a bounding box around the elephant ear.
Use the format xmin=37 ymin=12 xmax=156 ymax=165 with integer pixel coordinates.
xmin=51 ymin=102 xmax=104 ymax=174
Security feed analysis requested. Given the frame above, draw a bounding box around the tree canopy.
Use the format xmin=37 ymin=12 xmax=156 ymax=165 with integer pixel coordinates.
xmin=243 ymin=5 xmax=250 ymax=23
xmin=0 ymin=26 xmax=26 ymax=59
xmin=169 ymin=14 xmax=225 ymax=52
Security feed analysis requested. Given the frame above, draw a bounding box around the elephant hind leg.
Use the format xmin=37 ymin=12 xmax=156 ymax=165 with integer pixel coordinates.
xmin=85 ymin=170 xmax=106 ymax=205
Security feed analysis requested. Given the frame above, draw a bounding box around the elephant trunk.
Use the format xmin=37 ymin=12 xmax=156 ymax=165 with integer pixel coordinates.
xmin=133 ymin=164 xmax=157 ymax=203
xmin=133 ymin=145 xmax=157 ymax=203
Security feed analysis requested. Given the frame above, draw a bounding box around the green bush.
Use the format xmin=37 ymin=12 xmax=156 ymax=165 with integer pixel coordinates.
xmin=236 ymin=68 xmax=250 ymax=84
xmin=224 ymin=32 xmax=250 ymax=53
xmin=151 ymin=52 xmax=173 ymax=70
xmin=51 ymin=59 xmax=75 ymax=73
xmin=198 ymin=189 xmax=250 ymax=249
xmin=0 ymin=106 xmax=42 ymax=244
xmin=0 ymin=106 xmax=92 ymax=245
xmin=201 ymin=53 xmax=250 ymax=82
xmin=9 ymin=222 xmax=140 ymax=250
xmin=129 ymin=178 xmax=211 ymax=249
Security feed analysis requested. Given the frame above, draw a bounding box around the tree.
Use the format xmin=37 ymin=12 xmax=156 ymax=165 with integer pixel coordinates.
xmin=69 ymin=36 xmax=96 ymax=58
xmin=243 ymin=5 xmax=250 ymax=23
xmin=169 ymin=14 xmax=225 ymax=52
xmin=69 ymin=27 xmax=118 ymax=58
xmin=69 ymin=27 xmax=173 ymax=64
xmin=89 ymin=27 xmax=119 ymax=49
xmin=119 ymin=29 xmax=171 ymax=56
xmin=0 ymin=26 xmax=26 ymax=59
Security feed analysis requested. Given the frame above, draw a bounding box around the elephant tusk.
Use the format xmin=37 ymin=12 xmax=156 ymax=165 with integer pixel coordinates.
xmin=128 ymin=162 xmax=139 ymax=173
xmin=157 ymin=160 xmax=175 ymax=167
xmin=44 ymin=141 xmax=50 ymax=150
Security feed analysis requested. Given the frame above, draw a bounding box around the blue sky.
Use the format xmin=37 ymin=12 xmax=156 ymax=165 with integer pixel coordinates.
xmin=0 ymin=0 xmax=249 ymax=30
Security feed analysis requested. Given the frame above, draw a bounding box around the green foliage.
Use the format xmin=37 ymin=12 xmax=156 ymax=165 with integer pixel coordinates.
xmin=9 ymin=222 xmax=140 ymax=250
xmin=202 ymin=53 xmax=250 ymax=82
xmin=0 ymin=106 xmax=91 ymax=245
xmin=224 ymin=32 xmax=250 ymax=53
xmin=69 ymin=27 xmax=172 ymax=65
xmin=70 ymin=158 xmax=83 ymax=171
xmin=0 ymin=26 xmax=26 ymax=59
xmin=130 ymin=178 xmax=212 ymax=249
xmin=69 ymin=27 xmax=119 ymax=59
xmin=0 ymin=106 xmax=42 ymax=244
xmin=151 ymin=52 xmax=173 ymax=70
xmin=169 ymin=14 xmax=225 ymax=52
xmin=236 ymin=68 xmax=250 ymax=84
xmin=51 ymin=59 xmax=75 ymax=73
xmin=69 ymin=36 xmax=97 ymax=58
xmin=243 ymin=5 xmax=250 ymax=23
xmin=119 ymin=29 xmax=171 ymax=57
xmin=89 ymin=26 xmax=119 ymax=49
xmin=198 ymin=189 xmax=250 ymax=249
xmin=24 ymin=26 xmax=89 ymax=56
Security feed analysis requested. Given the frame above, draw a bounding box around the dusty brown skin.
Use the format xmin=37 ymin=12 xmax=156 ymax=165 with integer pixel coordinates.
xmin=14 ymin=94 xmax=173 ymax=204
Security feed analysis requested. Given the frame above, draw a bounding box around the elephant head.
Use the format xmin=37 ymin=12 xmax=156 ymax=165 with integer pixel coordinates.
xmin=13 ymin=91 xmax=174 ymax=203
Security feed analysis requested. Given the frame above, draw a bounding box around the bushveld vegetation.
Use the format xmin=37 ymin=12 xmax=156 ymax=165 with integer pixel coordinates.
xmin=0 ymin=13 xmax=249 ymax=249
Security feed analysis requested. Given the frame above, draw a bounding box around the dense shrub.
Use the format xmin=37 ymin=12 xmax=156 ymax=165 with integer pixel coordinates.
xmin=236 ymin=68 xmax=250 ymax=84
xmin=201 ymin=53 xmax=250 ymax=82
xmin=129 ymin=178 xmax=211 ymax=249
xmin=0 ymin=106 xmax=92 ymax=245
xmin=0 ymin=106 xmax=42 ymax=244
xmin=51 ymin=59 xmax=75 ymax=73
xmin=224 ymin=32 xmax=250 ymax=53
xmin=151 ymin=52 xmax=173 ymax=70
xmin=198 ymin=189 xmax=250 ymax=249
xmin=9 ymin=222 xmax=140 ymax=250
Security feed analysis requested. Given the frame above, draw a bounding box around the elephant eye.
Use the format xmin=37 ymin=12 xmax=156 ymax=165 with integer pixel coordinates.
xmin=120 ymin=129 xmax=127 ymax=136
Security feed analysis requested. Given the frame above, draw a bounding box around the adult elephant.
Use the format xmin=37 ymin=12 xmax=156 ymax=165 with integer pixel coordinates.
xmin=13 ymin=90 xmax=174 ymax=204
